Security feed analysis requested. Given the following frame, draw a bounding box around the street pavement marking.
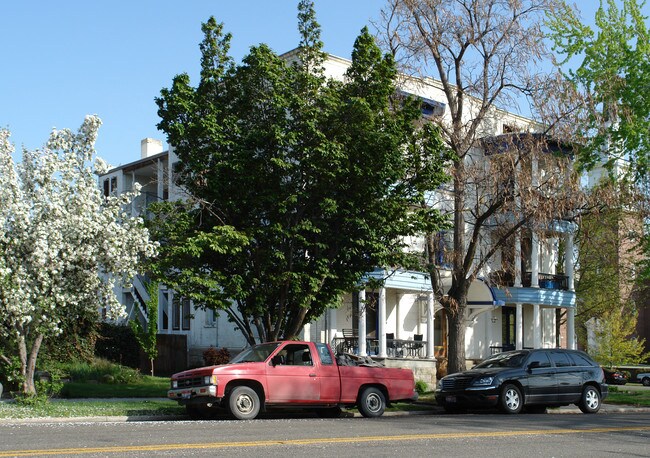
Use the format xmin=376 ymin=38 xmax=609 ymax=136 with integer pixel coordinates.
xmin=1 ymin=426 xmax=649 ymax=456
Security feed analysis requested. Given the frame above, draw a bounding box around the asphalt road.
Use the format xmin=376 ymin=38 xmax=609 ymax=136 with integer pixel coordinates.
xmin=1 ymin=411 xmax=649 ymax=457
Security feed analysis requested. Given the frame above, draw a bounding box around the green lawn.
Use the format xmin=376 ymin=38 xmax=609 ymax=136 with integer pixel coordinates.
xmin=606 ymin=386 xmax=650 ymax=407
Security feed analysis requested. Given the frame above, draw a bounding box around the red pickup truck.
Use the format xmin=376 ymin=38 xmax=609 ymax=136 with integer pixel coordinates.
xmin=168 ymin=340 xmax=417 ymax=420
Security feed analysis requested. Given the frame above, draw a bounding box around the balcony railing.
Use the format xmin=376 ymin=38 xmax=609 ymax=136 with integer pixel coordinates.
xmin=331 ymin=337 xmax=427 ymax=359
xmin=489 ymin=271 xmax=569 ymax=291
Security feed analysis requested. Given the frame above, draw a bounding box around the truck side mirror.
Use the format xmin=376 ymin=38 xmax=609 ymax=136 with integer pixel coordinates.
xmin=271 ymin=355 xmax=285 ymax=367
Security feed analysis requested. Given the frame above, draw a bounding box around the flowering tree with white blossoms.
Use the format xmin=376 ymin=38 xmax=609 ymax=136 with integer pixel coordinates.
xmin=0 ymin=116 xmax=157 ymax=395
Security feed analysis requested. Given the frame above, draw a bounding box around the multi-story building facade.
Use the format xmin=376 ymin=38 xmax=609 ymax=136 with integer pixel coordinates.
xmin=100 ymin=51 xmax=577 ymax=378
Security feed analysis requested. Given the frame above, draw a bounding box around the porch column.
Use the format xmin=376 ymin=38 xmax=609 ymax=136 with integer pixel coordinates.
xmin=426 ymin=293 xmax=435 ymax=359
xmin=396 ymin=293 xmax=404 ymax=339
xmin=531 ymin=232 xmax=540 ymax=288
xmin=358 ymin=289 xmax=367 ymax=356
xmin=567 ymin=307 xmax=576 ymax=349
xmin=564 ymin=231 xmax=575 ymax=291
xmin=516 ymin=303 xmax=523 ymax=350
xmin=303 ymin=323 xmax=311 ymax=342
xmin=514 ymin=230 xmax=522 ymax=287
xmin=328 ymin=307 xmax=337 ymax=346
xmin=533 ymin=304 xmax=541 ymax=348
xmin=378 ymin=287 xmax=387 ymax=357
xmin=530 ymin=154 xmax=539 ymax=288
xmin=157 ymin=158 xmax=164 ymax=200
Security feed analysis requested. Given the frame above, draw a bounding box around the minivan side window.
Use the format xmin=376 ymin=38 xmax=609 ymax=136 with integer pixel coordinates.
xmin=527 ymin=351 xmax=552 ymax=368
xmin=568 ymin=352 xmax=594 ymax=367
xmin=550 ymin=351 xmax=572 ymax=367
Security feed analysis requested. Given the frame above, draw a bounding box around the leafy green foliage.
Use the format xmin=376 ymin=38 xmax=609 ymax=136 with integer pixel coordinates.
xmin=548 ymin=0 xmax=650 ymax=179
xmin=94 ymin=322 xmax=140 ymax=369
xmin=130 ymin=281 xmax=159 ymax=376
xmin=152 ymin=3 xmax=449 ymax=344
xmin=590 ymin=308 xmax=650 ymax=366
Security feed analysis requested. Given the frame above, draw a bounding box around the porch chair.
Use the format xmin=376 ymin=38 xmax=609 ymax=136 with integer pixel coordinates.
xmin=410 ymin=334 xmax=424 ymax=357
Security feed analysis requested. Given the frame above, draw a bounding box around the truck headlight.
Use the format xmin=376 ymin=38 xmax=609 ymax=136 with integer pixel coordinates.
xmin=203 ymin=375 xmax=218 ymax=385
xmin=171 ymin=380 xmax=178 ymax=389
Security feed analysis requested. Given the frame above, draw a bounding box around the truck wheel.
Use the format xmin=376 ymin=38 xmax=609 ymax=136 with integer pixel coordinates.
xmin=228 ymin=386 xmax=260 ymax=420
xmin=642 ymin=377 xmax=650 ymax=387
xmin=499 ymin=384 xmax=523 ymax=414
xmin=358 ymin=387 xmax=386 ymax=418
xmin=578 ymin=386 xmax=601 ymax=414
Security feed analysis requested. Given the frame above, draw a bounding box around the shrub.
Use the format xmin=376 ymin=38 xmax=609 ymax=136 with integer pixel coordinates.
xmin=203 ymin=347 xmax=231 ymax=366
xmin=415 ymin=380 xmax=429 ymax=395
xmin=51 ymin=358 xmax=142 ymax=384
xmin=95 ymin=322 xmax=140 ymax=368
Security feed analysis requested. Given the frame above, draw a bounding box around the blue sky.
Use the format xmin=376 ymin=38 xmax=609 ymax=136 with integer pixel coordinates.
xmin=1 ymin=1 xmax=380 ymax=166
xmin=1 ymin=1 xmax=641 ymax=167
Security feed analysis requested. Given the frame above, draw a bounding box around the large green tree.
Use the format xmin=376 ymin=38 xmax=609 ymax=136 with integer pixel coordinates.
xmin=152 ymin=1 xmax=449 ymax=345
xmin=548 ymin=0 xmax=650 ymax=179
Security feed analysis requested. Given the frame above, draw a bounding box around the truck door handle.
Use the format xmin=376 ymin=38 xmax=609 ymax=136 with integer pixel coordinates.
xmin=309 ymin=373 xmax=317 ymax=377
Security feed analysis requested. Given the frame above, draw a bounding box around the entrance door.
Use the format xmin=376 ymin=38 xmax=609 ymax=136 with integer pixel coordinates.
xmin=502 ymin=307 xmax=516 ymax=351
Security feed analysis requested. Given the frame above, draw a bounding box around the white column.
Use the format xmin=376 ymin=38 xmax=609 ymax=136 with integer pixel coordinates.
xmin=530 ymin=154 xmax=539 ymax=288
xmin=514 ymin=230 xmax=522 ymax=287
xmin=567 ymin=307 xmax=576 ymax=350
xmin=516 ymin=303 xmax=523 ymax=350
xmin=303 ymin=323 xmax=311 ymax=342
xmin=531 ymin=232 xmax=540 ymax=288
xmin=328 ymin=307 xmax=337 ymax=347
xmin=396 ymin=293 xmax=403 ymax=339
xmin=157 ymin=158 xmax=164 ymax=200
xmin=426 ymin=294 xmax=435 ymax=359
xmin=564 ymin=231 xmax=575 ymax=291
xmin=358 ymin=290 xmax=367 ymax=356
xmin=378 ymin=287 xmax=387 ymax=357
xmin=533 ymin=304 xmax=541 ymax=348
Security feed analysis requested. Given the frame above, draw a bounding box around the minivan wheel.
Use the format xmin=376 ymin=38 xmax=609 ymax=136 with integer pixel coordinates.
xmin=642 ymin=377 xmax=650 ymax=387
xmin=499 ymin=384 xmax=523 ymax=414
xmin=578 ymin=385 xmax=601 ymax=414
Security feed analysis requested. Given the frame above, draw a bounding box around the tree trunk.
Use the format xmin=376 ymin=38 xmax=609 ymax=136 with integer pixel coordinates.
xmin=446 ymin=309 xmax=467 ymax=374
xmin=150 ymin=358 xmax=154 ymax=377
xmin=18 ymin=333 xmax=44 ymax=396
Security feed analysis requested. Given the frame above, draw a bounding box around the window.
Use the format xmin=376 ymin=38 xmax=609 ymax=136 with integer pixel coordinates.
xmin=316 ymin=343 xmax=333 ymax=365
xmin=568 ymin=352 xmax=595 ymax=367
xmin=161 ymin=291 xmax=169 ymax=330
xmin=527 ymin=351 xmax=552 ymax=368
xmin=103 ymin=179 xmax=110 ymax=197
xmin=110 ymin=177 xmax=117 ymax=194
xmin=550 ymin=351 xmax=571 ymax=367
xmin=277 ymin=344 xmax=313 ymax=366
xmin=182 ymin=298 xmax=191 ymax=331
xmin=172 ymin=297 xmax=180 ymax=330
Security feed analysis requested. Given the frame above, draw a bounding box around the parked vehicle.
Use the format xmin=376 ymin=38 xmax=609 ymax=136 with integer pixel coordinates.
xmin=603 ymin=368 xmax=628 ymax=385
xmin=637 ymin=372 xmax=650 ymax=386
xmin=435 ymin=349 xmax=608 ymax=414
xmin=168 ymin=341 xmax=417 ymax=420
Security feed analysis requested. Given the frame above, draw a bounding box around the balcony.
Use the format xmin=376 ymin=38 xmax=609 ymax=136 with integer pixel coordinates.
xmin=489 ymin=270 xmax=569 ymax=291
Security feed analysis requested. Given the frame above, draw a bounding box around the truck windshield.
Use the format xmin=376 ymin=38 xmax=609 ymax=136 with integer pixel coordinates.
xmin=230 ymin=343 xmax=281 ymax=363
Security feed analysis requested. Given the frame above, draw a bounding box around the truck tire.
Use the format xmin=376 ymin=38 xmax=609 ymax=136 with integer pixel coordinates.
xmin=228 ymin=386 xmax=261 ymax=420
xmin=358 ymin=387 xmax=386 ymax=418
xmin=499 ymin=384 xmax=523 ymax=414
xmin=578 ymin=385 xmax=601 ymax=414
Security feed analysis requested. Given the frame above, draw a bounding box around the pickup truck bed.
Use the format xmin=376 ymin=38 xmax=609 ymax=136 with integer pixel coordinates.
xmin=168 ymin=340 xmax=417 ymax=420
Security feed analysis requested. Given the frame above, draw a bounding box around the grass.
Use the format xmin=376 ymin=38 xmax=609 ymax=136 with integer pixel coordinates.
xmin=606 ymin=386 xmax=650 ymax=407
xmin=0 ymin=399 xmax=184 ymax=420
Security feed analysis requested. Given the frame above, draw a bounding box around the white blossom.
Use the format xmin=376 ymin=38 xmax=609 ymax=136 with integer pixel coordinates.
xmin=0 ymin=116 xmax=158 ymax=393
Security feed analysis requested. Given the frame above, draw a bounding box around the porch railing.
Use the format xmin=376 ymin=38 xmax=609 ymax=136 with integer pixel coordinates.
xmin=331 ymin=337 xmax=427 ymax=359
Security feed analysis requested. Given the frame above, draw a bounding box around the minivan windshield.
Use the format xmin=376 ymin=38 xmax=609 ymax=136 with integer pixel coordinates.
xmin=230 ymin=343 xmax=281 ymax=363
xmin=474 ymin=351 xmax=528 ymax=369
